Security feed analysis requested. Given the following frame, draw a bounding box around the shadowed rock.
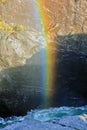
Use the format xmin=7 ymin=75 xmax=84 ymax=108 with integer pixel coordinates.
xmin=52 ymin=34 xmax=87 ymax=106
xmin=0 ymin=34 xmax=87 ymax=117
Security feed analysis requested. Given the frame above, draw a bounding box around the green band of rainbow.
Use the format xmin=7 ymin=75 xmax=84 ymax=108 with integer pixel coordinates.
xmin=35 ymin=0 xmax=57 ymax=107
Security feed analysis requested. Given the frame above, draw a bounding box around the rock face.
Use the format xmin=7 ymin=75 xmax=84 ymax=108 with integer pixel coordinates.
xmin=0 ymin=30 xmax=43 ymax=69
xmin=38 ymin=0 xmax=87 ymax=37
xmin=0 ymin=0 xmax=40 ymax=30
xmin=52 ymin=34 xmax=87 ymax=107
xmin=0 ymin=51 xmax=42 ymax=117
xmin=0 ymin=0 xmax=44 ymax=117
xmin=36 ymin=0 xmax=87 ymax=107
xmin=0 ymin=0 xmax=87 ymax=117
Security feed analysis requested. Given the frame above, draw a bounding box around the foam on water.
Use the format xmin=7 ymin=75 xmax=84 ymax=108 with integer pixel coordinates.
xmin=0 ymin=106 xmax=87 ymax=129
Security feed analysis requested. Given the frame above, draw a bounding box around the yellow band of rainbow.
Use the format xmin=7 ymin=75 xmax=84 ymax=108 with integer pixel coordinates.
xmin=36 ymin=0 xmax=57 ymax=107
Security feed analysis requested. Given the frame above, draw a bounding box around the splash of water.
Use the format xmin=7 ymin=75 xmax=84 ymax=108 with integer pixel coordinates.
xmin=0 ymin=106 xmax=87 ymax=128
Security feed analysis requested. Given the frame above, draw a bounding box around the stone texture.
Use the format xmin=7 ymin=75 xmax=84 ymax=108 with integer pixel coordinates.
xmin=39 ymin=0 xmax=87 ymax=38
xmin=0 ymin=0 xmax=87 ymax=117
xmin=36 ymin=0 xmax=87 ymax=106
xmin=0 ymin=0 xmax=44 ymax=117
xmin=0 ymin=0 xmax=40 ymax=30
xmin=0 ymin=30 xmax=43 ymax=69
xmin=0 ymin=50 xmax=43 ymax=117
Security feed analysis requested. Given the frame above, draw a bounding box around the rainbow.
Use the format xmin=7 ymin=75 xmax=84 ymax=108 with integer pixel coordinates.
xmin=34 ymin=0 xmax=57 ymax=107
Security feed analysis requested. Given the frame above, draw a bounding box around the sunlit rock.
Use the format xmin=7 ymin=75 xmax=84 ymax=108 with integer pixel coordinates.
xmin=0 ymin=0 xmax=87 ymax=118
xmin=38 ymin=0 xmax=87 ymax=37
xmin=0 ymin=30 xmax=43 ymax=69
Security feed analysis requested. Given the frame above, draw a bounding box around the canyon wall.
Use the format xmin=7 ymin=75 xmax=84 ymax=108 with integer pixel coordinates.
xmin=0 ymin=0 xmax=87 ymax=117
xmin=38 ymin=0 xmax=87 ymax=37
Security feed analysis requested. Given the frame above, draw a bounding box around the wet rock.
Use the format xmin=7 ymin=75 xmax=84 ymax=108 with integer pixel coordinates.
xmin=0 ymin=0 xmax=87 ymax=117
xmin=53 ymin=34 xmax=87 ymax=106
xmin=1 ymin=34 xmax=87 ymax=117
xmin=0 ymin=50 xmax=42 ymax=117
